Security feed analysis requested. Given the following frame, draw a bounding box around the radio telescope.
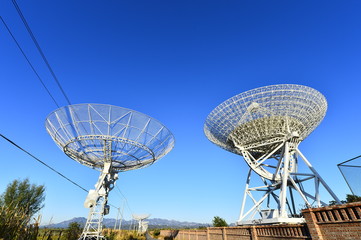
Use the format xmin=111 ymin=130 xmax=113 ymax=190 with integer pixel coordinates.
xmin=204 ymin=84 xmax=340 ymax=224
xmin=132 ymin=214 xmax=150 ymax=233
xmin=46 ymin=104 xmax=174 ymax=239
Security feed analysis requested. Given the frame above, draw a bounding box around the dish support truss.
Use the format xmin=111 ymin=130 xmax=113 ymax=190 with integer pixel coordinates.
xmin=79 ymin=162 xmax=118 ymax=240
xmin=237 ymin=134 xmax=341 ymax=225
xmin=134 ymin=218 xmax=149 ymax=234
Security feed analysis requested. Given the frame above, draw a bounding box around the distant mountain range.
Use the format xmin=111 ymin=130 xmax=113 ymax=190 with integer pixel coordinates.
xmin=42 ymin=217 xmax=210 ymax=229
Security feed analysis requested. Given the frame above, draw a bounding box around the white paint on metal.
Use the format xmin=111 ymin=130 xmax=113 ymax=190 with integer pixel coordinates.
xmin=46 ymin=104 xmax=175 ymax=240
xmin=204 ymin=84 xmax=340 ymax=225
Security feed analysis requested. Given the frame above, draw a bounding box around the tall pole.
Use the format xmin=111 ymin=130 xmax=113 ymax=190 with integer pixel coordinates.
xmin=114 ymin=207 xmax=120 ymax=230
xmin=118 ymin=202 xmax=125 ymax=230
xmin=279 ymin=142 xmax=290 ymax=218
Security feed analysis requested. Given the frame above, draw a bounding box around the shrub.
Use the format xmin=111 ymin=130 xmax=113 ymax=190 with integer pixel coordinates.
xmin=65 ymin=222 xmax=82 ymax=240
xmin=152 ymin=229 xmax=160 ymax=238
xmin=346 ymin=194 xmax=361 ymax=203
xmin=0 ymin=204 xmax=39 ymax=240
xmin=0 ymin=178 xmax=44 ymax=239
xmin=1 ymin=178 xmax=45 ymax=217
xmin=212 ymin=216 xmax=228 ymax=227
xmin=329 ymin=194 xmax=361 ymax=206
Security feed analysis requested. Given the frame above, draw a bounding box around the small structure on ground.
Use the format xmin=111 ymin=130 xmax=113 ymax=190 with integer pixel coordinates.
xmin=133 ymin=214 xmax=150 ymax=233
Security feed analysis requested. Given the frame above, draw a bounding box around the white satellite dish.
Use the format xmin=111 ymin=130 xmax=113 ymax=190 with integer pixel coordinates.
xmin=204 ymin=84 xmax=340 ymax=224
xmin=132 ymin=214 xmax=150 ymax=233
xmin=46 ymin=104 xmax=174 ymax=239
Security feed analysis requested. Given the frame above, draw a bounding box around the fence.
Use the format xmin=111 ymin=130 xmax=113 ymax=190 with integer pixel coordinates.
xmin=338 ymin=155 xmax=361 ymax=196
xmin=176 ymin=202 xmax=361 ymax=240
xmin=176 ymin=225 xmax=311 ymax=240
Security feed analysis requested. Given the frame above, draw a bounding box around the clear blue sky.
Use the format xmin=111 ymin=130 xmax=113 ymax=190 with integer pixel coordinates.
xmin=1 ymin=0 xmax=361 ymax=225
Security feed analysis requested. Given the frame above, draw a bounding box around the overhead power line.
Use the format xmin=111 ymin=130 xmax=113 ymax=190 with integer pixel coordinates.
xmin=0 ymin=133 xmax=87 ymax=192
xmin=116 ymin=184 xmax=134 ymax=215
xmin=0 ymin=133 xmax=130 ymax=213
xmin=3 ymin=2 xmax=132 ymax=215
xmin=12 ymin=0 xmax=72 ymax=106
xmin=0 ymin=16 xmax=60 ymax=108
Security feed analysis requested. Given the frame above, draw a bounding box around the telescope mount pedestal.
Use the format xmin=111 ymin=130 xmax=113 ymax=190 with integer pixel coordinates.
xmin=237 ymin=135 xmax=340 ymax=225
xmin=80 ymin=162 xmax=118 ymax=240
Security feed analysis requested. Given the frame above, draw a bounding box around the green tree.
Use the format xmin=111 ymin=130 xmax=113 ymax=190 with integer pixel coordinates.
xmin=212 ymin=216 xmax=228 ymax=227
xmin=65 ymin=222 xmax=82 ymax=240
xmin=346 ymin=194 xmax=361 ymax=203
xmin=0 ymin=178 xmax=44 ymax=240
xmin=0 ymin=178 xmax=45 ymax=217
xmin=329 ymin=194 xmax=361 ymax=206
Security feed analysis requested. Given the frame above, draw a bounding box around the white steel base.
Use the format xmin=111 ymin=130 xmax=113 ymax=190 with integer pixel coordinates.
xmin=79 ymin=162 xmax=118 ymax=240
xmin=80 ymin=196 xmax=107 ymax=239
xmin=237 ymin=140 xmax=340 ymax=225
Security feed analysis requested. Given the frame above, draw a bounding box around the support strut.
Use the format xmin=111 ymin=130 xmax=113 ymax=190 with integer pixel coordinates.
xmin=79 ymin=162 xmax=118 ymax=240
xmin=237 ymin=139 xmax=340 ymax=225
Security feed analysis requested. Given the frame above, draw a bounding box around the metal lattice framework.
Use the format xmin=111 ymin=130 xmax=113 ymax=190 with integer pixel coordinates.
xmin=204 ymin=84 xmax=340 ymax=224
xmin=205 ymin=84 xmax=327 ymax=180
xmin=46 ymin=104 xmax=174 ymax=172
xmin=46 ymin=104 xmax=174 ymax=239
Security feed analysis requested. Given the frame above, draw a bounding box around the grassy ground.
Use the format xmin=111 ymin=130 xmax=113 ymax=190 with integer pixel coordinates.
xmin=37 ymin=228 xmax=66 ymax=240
xmin=103 ymin=229 xmax=146 ymax=240
xmin=36 ymin=229 xmax=146 ymax=240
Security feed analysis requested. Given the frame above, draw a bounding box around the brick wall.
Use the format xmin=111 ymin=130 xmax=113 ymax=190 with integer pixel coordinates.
xmin=176 ymin=225 xmax=311 ymax=240
xmin=302 ymin=201 xmax=361 ymax=240
xmin=175 ymin=202 xmax=361 ymax=240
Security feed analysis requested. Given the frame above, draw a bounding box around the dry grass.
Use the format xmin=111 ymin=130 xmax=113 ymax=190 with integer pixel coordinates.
xmin=0 ymin=205 xmax=40 ymax=240
xmin=37 ymin=229 xmax=66 ymax=240
xmin=103 ymin=229 xmax=146 ymax=240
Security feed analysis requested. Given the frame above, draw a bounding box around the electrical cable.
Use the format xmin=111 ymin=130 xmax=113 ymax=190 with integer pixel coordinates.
xmin=108 ymin=203 xmax=119 ymax=210
xmin=2 ymin=4 xmax=131 ymax=218
xmin=12 ymin=0 xmax=72 ymax=106
xmin=0 ymin=16 xmax=60 ymax=108
xmin=0 ymin=133 xmax=129 ymax=215
xmin=2 ymin=8 xmax=99 ymax=183
xmin=3 ymin=3 xmax=133 ymax=217
xmin=0 ymin=133 xmax=87 ymax=192
xmin=115 ymin=184 xmax=134 ymax=215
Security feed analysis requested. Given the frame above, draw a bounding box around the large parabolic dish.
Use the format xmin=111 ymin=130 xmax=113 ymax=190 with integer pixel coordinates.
xmin=204 ymin=84 xmax=327 ymax=180
xmin=205 ymin=84 xmax=327 ymax=154
xmin=204 ymin=84 xmax=339 ymax=224
xmin=46 ymin=103 xmax=175 ymax=172
xmin=46 ymin=103 xmax=174 ymax=239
